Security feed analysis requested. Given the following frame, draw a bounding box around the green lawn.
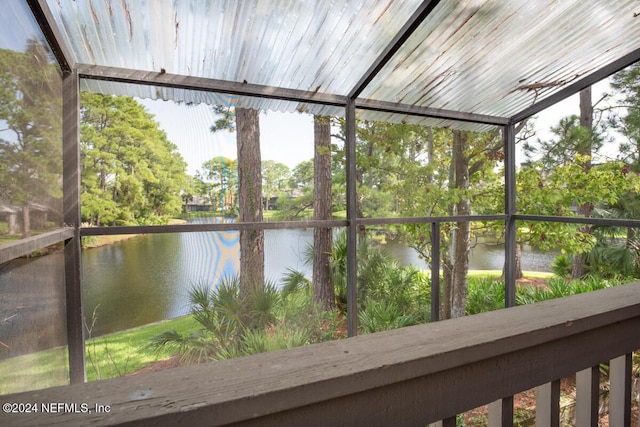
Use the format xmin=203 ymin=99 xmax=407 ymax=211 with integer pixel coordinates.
xmin=468 ymin=270 xmax=553 ymax=279
xmin=84 ymin=315 xmax=198 ymax=382
xmin=0 ymin=315 xmax=199 ymax=395
xmin=0 ymin=347 xmax=69 ymax=395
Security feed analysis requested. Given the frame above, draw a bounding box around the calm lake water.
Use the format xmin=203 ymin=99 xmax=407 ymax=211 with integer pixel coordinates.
xmin=80 ymin=225 xmax=558 ymax=336
xmin=82 ymin=223 xmax=317 ymax=336
xmin=0 ymin=223 xmax=559 ymax=339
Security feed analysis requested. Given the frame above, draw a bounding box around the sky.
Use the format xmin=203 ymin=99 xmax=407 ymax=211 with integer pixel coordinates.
xmin=523 ymin=79 xmax=622 ymax=164
xmin=0 ymin=1 xmax=41 ymax=52
xmin=533 ymin=80 xmax=612 ymax=141
xmin=140 ymin=99 xmax=316 ymax=175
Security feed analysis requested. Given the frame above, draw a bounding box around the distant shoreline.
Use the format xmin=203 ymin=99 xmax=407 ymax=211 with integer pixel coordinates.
xmin=82 ymin=218 xmax=187 ymax=249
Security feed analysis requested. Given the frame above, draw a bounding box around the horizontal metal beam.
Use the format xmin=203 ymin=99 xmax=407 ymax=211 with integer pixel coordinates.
xmin=356 ymin=98 xmax=510 ymax=126
xmin=78 ymin=214 xmax=640 ymax=238
xmin=348 ymin=0 xmax=442 ymax=99
xmin=515 ymin=214 xmax=640 ymax=228
xmin=78 ymin=64 xmax=506 ymax=128
xmin=80 ymin=220 xmax=348 ymax=237
xmin=26 ymin=0 xmax=75 ymax=73
xmin=512 ymin=47 xmax=640 ymax=123
xmin=0 ymin=228 xmax=74 ymax=264
xmin=77 ymin=64 xmax=348 ymax=107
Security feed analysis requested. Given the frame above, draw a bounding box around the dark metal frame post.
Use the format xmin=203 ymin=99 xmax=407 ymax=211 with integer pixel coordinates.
xmin=27 ymin=0 xmax=75 ymax=73
xmin=63 ymin=69 xmax=86 ymax=383
xmin=345 ymin=100 xmax=358 ymax=336
xmin=489 ymin=122 xmax=516 ymax=427
xmin=430 ymin=222 xmax=440 ymax=322
xmin=504 ymin=122 xmax=517 ymax=308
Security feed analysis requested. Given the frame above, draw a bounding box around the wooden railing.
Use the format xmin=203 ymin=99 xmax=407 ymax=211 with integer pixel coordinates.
xmin=2 ymin=282 xmax=639 ymax=427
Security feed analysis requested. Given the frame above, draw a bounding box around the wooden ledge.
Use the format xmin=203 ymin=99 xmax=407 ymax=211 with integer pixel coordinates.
xmin=0 ymin=228 xmax=74 ymax=264
xmin=2 ymin=282 xmax=640 ymax=426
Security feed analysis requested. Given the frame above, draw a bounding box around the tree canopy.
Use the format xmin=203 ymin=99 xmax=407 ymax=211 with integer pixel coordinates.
xmin=0 ymin=42 xmax=62 ymax=237
xmin=80 ymin=93 xmax=188 ymax=226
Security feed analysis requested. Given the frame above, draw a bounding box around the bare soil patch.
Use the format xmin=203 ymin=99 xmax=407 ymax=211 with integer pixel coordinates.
xmin=516 ymin=276 xmax=548 ymax=288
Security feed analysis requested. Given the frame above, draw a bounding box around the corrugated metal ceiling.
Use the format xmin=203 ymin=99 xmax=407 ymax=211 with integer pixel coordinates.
xmin=362 ymin=0 xmax=640 ymax=118
xmin=43 ymin=0 xmax=640 ymax=129
xmin=48 ymin=0 xmax=421 ymax=93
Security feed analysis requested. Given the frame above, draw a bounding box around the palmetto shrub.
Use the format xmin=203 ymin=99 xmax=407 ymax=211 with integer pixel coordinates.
xmin=466 ymin=277 xmax=505 ymax=315
xmin=358 ymin=299 xmax=418 ymax=334
xmin=289 ymin=230 xmax=431 ymax=332
xmin=515 ymin=275 xmax=620 ymax=306
xmin=467 ymin=275 xmax=627 ymax=315
xmin=150 ymin=275 xmax=342 ymax=364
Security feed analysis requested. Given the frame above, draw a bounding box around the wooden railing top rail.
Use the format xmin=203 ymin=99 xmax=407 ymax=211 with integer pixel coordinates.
xmin=3 ymin=282 xmax=640 ymax=427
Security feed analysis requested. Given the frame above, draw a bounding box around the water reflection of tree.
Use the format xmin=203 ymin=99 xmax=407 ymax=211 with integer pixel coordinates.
xmin=0 ymin=39 xmax=62 ymax=238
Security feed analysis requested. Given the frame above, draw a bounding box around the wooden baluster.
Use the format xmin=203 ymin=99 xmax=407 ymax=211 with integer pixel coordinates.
xmin=576 ymin=366 xmax=599 ymax=427
xmin=536 ymin=380 xmax=560 ymax=427
xmin=488 ymin=397 xmax=514 ymax=427
xmin=609 ymin=353 xmax=632 ymax=427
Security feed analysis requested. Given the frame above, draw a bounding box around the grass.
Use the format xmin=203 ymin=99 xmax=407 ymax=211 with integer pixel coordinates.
xmin=85 ymin=315 xmax=198 ymax=382
xmin=0 ymin=315 xmax=199 ymax=395
xmin=467 ymin=270 xmax=553 ymax=279
xmin=0 ymin=347 xmax=69 ymax=395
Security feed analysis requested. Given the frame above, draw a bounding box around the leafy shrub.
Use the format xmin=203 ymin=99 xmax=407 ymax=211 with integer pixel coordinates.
xmin=81 ymin=235 xmax=99 ymax=248
xmin=551 ymin=255 xmax=572 ymax=278
xmin=328 ymin=230 xmax=431 ymax=323
xmin=466 ymin=277 xmax=505 ymax=315
xmin=240 ymin=326 xmax=312 ymax=357
xmin=358 ymin=300 xmax=418 ymax=334
xmin=151 ymin=274 xmax=344 ymax=364
xmin=516 ymin=275 xmax=624 ymax=306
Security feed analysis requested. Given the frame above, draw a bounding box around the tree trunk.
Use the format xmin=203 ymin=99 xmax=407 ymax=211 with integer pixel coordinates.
xmin=515 ymin=244 xmax=523 ymax=280
xmin=502 ymin=244 xmax=523 ymax=280
xmin=441 ymin=255 xmax=453 ymax=320
xmin=21 ymin=205 xmax=31 ymax=238
xmin=236 ymin=107 xmax=264 ymax=296
xmin=7 ymin=213 xmax=17 ymax=235
xmin=451 ymin=130 xmax=470 ymax=318
xmin=313 ymin=116 xmax=335 ymax=311
xmin=572 ymin=87 xmax=594 ymax=279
